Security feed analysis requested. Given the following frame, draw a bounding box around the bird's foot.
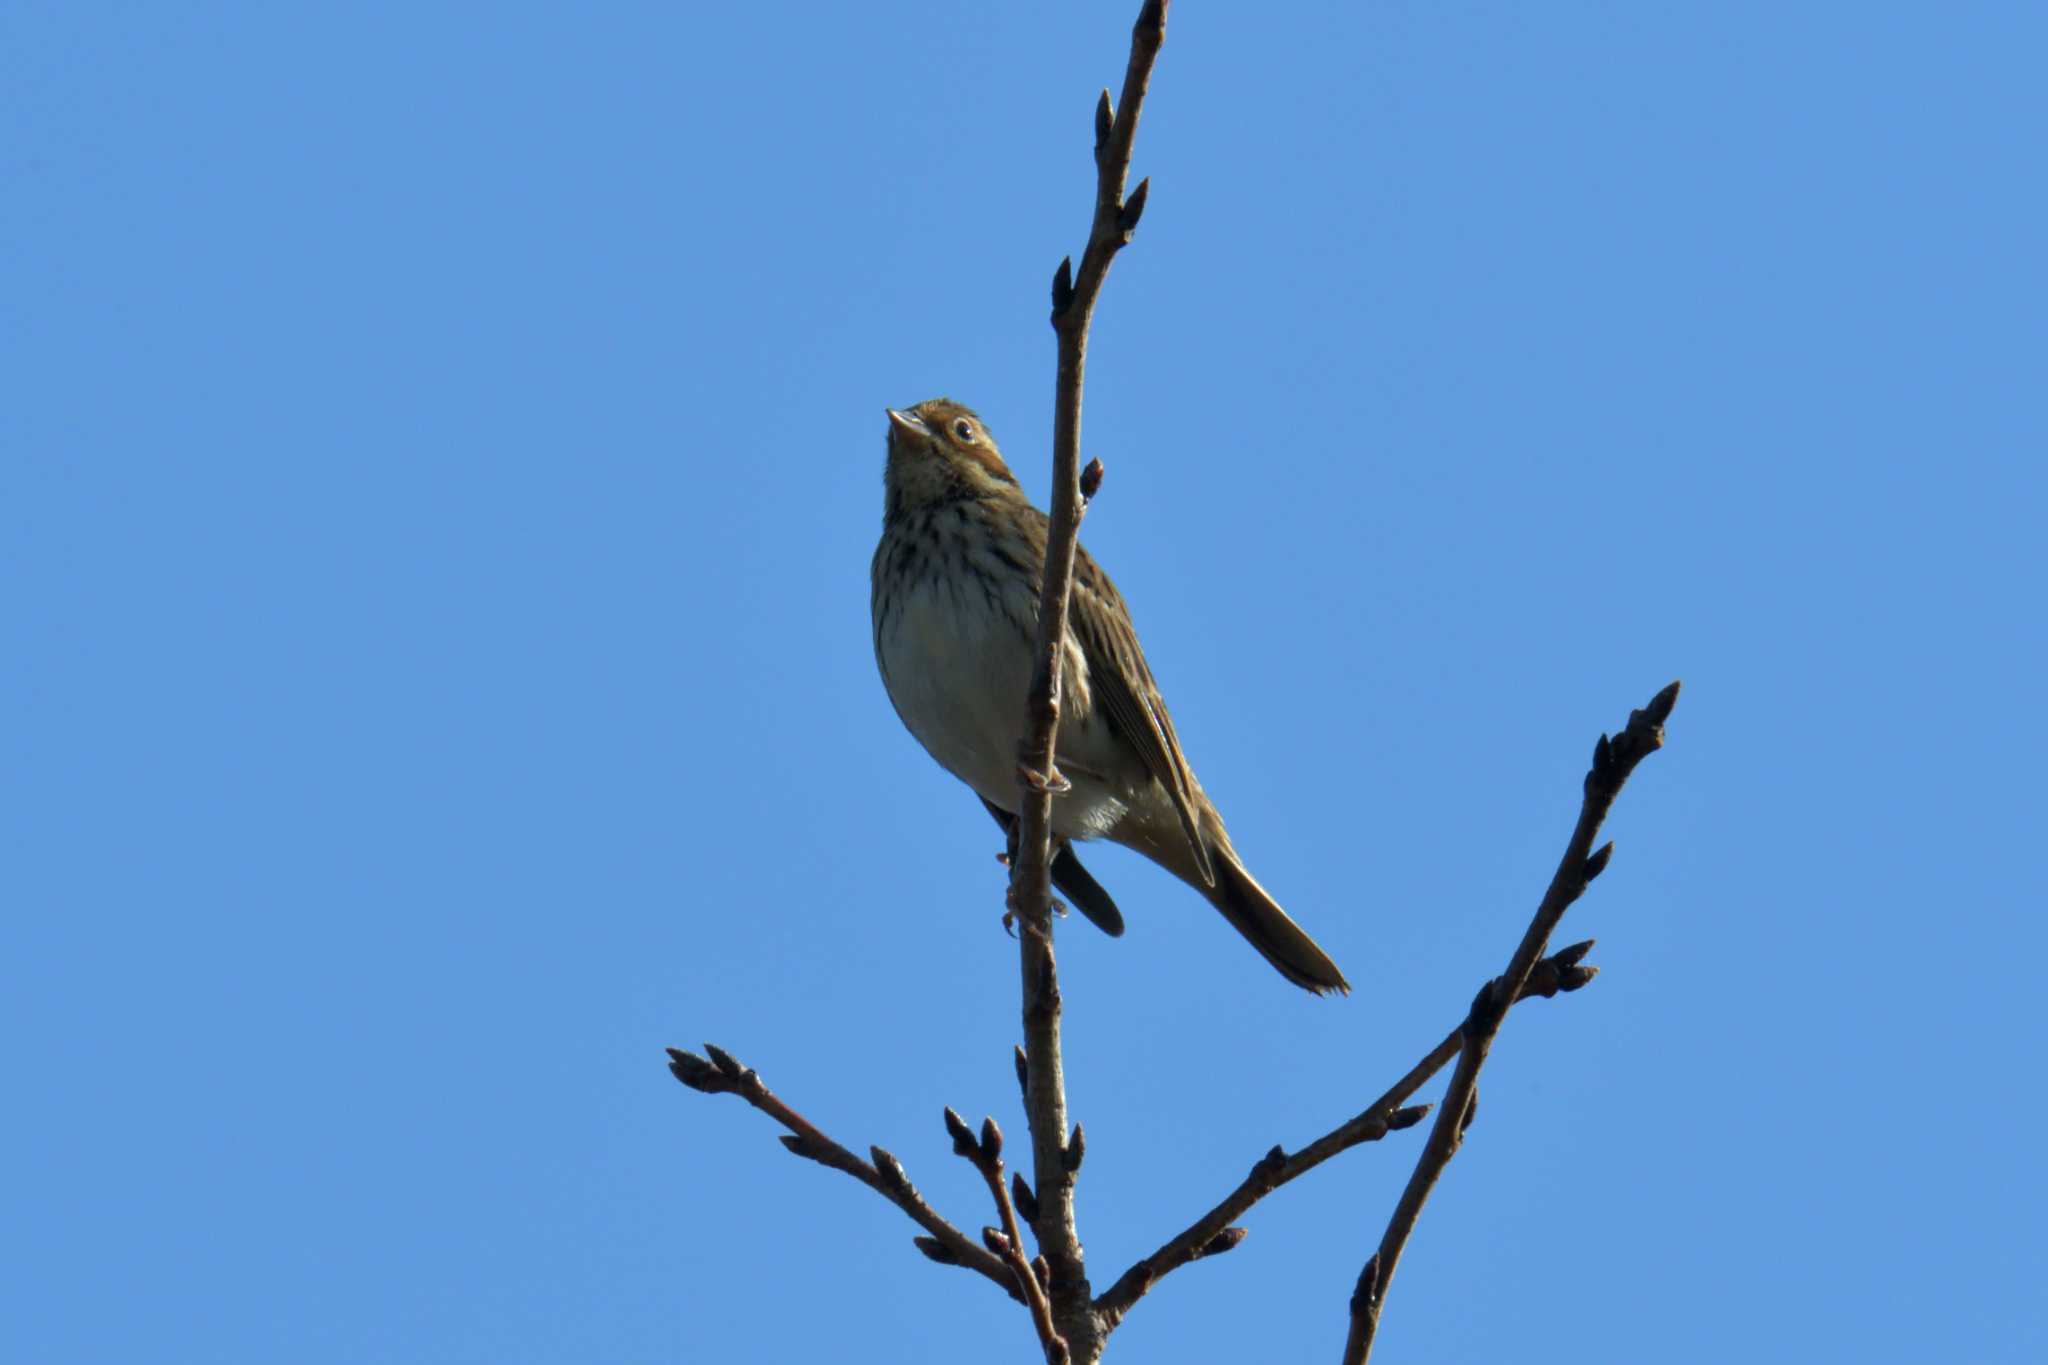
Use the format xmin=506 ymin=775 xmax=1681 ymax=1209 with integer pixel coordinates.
xmin=1015 ymin=760 xmax=1072 ymax=796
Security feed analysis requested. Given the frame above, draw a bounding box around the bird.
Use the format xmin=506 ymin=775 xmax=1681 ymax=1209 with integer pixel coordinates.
xmin=869 ymin=397 xmax=1349 ymax=994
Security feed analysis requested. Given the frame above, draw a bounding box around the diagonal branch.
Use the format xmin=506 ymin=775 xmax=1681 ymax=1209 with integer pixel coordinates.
xmin=1343 ymin=680 xmax=1682 ymax=1363
xmin=665 ymin=1045 xmax=1020 ymax=1299
xmin=1008 ymin=3 xmax=1170 ymax=1362
xmin=1095 ymin=941 xmax=1598 ymax=1326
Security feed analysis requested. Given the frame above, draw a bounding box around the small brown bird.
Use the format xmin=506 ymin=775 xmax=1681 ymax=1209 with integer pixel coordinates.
xmin=870 ymin=398 xmax=1349 ymax=994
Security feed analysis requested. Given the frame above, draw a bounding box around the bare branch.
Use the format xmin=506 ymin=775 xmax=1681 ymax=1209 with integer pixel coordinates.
xmin=947 ymin=1112 xmax=1069 ymax=1364
xmin=1343 ymin=680 xmax=1681 ymax=1362
xmin=665 ymin=1047 xmax=1020 ymax=1299
xmin=1094 ymin=940 xmax=1596 ymax=1325
xmin=671 ymin=4 xmax=1679 ymax=1356
xmin=1008 ymin=4 xmax=1171 ymax=1361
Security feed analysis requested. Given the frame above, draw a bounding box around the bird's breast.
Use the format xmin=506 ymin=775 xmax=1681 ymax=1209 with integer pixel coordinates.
xmin=874 ymin=554 xmax=1038 ymax=794
xmin=872 ymin=524 xmax=1130 ymax=837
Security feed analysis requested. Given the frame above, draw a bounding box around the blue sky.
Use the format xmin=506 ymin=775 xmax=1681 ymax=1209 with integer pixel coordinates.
xmin=5 ymin=2 xmax=2043 ymax=1361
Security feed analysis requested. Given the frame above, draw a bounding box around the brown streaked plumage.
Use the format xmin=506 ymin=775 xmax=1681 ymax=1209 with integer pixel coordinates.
xmin=870 ymin=398 xmax=1348 ymax=994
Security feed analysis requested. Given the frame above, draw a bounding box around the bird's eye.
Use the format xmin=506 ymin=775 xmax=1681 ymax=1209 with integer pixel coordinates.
xmin=952 ymin=419 xmax=975 ymax=442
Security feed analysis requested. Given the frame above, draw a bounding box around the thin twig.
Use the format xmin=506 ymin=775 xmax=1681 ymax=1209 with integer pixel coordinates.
xmin=947 ymin=1111 xmax=1069 ymax=1364
xmin=1343 ymin=681 xmax=1681 ymax=1363
xmin=1010 ymin=3 xmax=1170 ymax=1362
xmin=665 ymin=1046 xmax=1020 ymax=1299
xmin=1094 ymin=941 xmax=1598 ymax=1325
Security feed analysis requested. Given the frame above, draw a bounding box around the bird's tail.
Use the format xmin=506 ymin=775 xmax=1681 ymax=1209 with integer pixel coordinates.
xmin=1202 ymin=846 xmax=1350 ymax=995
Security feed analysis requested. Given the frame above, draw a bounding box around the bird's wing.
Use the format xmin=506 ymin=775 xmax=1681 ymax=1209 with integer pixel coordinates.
xmin=1068 ymin=546 xmax=1215 ymax=886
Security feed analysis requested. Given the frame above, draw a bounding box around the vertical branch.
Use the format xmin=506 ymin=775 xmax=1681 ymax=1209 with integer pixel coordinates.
xmin=1010 ymin=3 xmax=1169 ymax=1361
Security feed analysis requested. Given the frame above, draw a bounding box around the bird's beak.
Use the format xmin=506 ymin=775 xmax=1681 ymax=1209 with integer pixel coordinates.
xmin=886 ymin=408 xmax=929 ymax=440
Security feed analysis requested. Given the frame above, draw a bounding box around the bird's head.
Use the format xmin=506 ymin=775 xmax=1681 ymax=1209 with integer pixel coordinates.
xmin=882 ymin=398 xmax=1021 ymax=513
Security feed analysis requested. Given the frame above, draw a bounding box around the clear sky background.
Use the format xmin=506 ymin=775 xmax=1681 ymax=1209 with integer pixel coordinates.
xmin=5 ymin=3 xmax=2043 ymax=1361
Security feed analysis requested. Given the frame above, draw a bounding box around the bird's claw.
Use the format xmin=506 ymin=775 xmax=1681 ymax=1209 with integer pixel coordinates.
xmin=1001 ymin=901 xmax=1066 ymax=936
xmin=1016 ymin=761 xmax=1072 ymax=796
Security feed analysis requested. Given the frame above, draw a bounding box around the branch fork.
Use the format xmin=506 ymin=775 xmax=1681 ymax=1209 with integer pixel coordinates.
xmin=667 ymin=4 xmax=1680 ymax=1359
xmin=1343 ymin=680 xmax=1681 ymax=1363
